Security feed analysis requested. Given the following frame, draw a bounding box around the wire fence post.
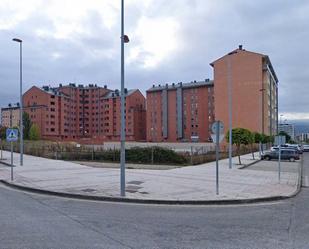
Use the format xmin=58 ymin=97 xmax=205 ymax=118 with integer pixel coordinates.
xmin=151 ymin=146 xmax=154 ymax=164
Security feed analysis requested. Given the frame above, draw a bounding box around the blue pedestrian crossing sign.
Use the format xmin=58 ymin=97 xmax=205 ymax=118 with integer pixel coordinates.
xmin=6 ymin=129 xmax=19 ymax=142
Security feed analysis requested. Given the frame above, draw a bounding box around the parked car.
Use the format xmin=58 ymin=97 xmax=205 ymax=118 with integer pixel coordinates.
xmin=286 ymin=144 xmax=303 ymax=153
xmin=303 ymin=144 xmax=309 ymax=152
xmin=261 ymin=149 xmax=300 ymax=162
xmin=271 ymin=145 xmax=302 ymax=154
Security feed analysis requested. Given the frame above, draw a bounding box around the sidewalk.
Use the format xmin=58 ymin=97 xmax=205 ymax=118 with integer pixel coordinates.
xmin=0 ymin=151 xmax=301 ymax=204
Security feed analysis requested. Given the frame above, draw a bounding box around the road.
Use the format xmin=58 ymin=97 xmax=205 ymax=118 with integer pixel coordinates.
xmin=0 ymin=154 xmax=308 ymax=249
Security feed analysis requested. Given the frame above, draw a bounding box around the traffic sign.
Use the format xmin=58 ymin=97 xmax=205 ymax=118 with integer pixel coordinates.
xmin=211 ymin=121 xmax=224 ymax=134
xmin=6 ymin=129 xmax=19 ymax=142
xmin=211 ymin=134 xmax=225 ymax=143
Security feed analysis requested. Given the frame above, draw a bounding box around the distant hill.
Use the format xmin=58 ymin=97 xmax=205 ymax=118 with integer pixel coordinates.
xmin=290 ymin=119 xmax=309 ymax=135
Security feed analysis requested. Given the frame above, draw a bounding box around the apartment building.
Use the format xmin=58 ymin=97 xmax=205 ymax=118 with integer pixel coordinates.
xmin=278 ymin=123 xmax=295 ymax=140
xmin=146 ymin=80 xmax=214 ymax=142
xmin=102 ymin=89 xmax=146 ymax=141
xmin=296 ymin=133 xmax=309 ymax=142
xmin=211 ymin=45 xmax=278 ymax=136
xmin=1 ymin=106 xmax=20 ymax=128
xmin=22 ymin=84 xmax=146 ymax=142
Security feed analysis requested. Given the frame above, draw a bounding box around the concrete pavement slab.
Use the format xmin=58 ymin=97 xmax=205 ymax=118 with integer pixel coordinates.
xmin=0 ymin=151 xmax=301 ymax=204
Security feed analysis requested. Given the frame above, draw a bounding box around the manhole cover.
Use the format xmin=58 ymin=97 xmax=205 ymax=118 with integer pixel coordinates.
xmin=82 ymin=188 xmax=96 ymax=193
xmin=126 ymin=190 xmax=137 ymax=193
xmin=127 ymin=181 xmax=144 ymax=185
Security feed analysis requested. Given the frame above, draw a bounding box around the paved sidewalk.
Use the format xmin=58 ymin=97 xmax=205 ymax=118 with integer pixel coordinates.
xmin=0 ymin=151 xmax=300 ymax=203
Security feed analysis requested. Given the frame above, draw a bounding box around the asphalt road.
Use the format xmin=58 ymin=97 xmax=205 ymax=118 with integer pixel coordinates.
xmin=0 ymin=154 xmax=309 ymax=249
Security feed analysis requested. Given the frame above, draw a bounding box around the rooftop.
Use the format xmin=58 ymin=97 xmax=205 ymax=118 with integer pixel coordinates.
xmin=103 ymin=89 xmax=138 ymax=99
xmin=210 ymin=45 xmax=278 ymax=83
xmin=147 ymin=79 xmax=214 ymax=92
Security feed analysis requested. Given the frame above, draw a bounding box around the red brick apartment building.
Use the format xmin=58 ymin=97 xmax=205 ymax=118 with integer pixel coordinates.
xmin=102 ymin=89 xmax=146 ymax=141
xmin=146 ymin=80 xmax=215 ymax=142
xmin=23 ymin=84 xmax=146 ymax=142
xmin=211 ymin=45 xmax=278 ymax=136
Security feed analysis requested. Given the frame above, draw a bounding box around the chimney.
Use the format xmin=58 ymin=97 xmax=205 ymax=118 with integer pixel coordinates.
xmin=239 ymin=45 xmax=243 ymax=50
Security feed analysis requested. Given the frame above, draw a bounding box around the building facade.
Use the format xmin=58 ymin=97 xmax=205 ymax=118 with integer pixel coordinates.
xmin=146 ymin=80 xmax=214 ymax=142
xmin=22 ymin=84 xmax=146 ymax=142
xmin=1 ymin=106 xmax=20 ymax=128
xmin=296 ymin=133 xmax=309 ymax=143
xmin=102 ymin=89 xmax=146 ymax=141
xmin=278 ymin=123 xmax=295 ymax=140
xmin=211 ymin=45 xmax=279 ymax=136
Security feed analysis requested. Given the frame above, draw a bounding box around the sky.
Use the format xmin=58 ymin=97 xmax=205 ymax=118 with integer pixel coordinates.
xmin=0 ymin=0 xmax=308 ymax=121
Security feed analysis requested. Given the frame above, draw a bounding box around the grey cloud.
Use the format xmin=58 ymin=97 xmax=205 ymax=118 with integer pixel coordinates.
xmin=0 ymin=0 xmax=308 ymax=117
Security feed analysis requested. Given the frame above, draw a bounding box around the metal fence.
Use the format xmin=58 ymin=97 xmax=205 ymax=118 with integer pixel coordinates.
xmin=0 ymin=140 xmax=268 ymax=166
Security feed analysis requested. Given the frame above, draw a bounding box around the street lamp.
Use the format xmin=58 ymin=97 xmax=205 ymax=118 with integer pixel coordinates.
xmin=12 ymin=38 xmax=23 ymax=166
xmin=227 ymin=50 xmax=237 ymax=169
xmin=120 ymin=0 xmax=130 ymax=197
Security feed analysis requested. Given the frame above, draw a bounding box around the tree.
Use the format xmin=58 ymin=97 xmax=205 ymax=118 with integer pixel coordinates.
xmin=226 ymin=128 xmax=251 ymax=165
xmin=29 ymin=124 xmax=40 ymax=140
xmin=253 ymin=132 xmax=262 ymax=144
xmin=23 ymin=112 xmax=32 ymax=140
xmin=247 ymin=130 xmax=256 ymax=160
xmin=0 ymin=127 xmax=6 ymax=140
xmin=278 ymin=131 xmax=291 ymax=144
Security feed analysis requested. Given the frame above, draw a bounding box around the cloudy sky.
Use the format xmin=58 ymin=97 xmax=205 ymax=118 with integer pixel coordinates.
xmin=0 ymin=0 xmax=308 ymax=120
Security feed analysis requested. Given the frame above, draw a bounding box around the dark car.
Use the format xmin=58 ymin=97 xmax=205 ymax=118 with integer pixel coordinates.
xmin=261 ymin=149 xmax=300 ymax=162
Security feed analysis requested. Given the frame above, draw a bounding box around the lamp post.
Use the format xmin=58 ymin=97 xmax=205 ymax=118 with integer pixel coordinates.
xmin=12 ymin=38 xmax=23 ymax=166
xmin=120 ymin=0 xmax=130 ymax=197
xmin=227 ymin=51 xmax=237 ymax=169
xmin=227 ymin=57 xmax=232 ymax=169
xmin=260 ymin=88 xmax=266 ymax=134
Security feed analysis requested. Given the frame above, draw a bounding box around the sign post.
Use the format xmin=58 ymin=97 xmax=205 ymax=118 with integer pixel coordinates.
xmin=275 ymin=135 xmax=286 ymax=182
xmin=0 ymin=138 xmax=3 ymax=160
xmin=6 ymin=128 xmax=19 ymax=181
xmin=211 ymin=121 xmax=224 ymax=195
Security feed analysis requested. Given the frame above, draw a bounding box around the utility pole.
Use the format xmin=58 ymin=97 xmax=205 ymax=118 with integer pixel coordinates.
xmin=120 ymin=0 xmax=130 ymax=196
xmin=227 ymin=57 xmax=232 ymax=169
xmin=12 ymin=38 xmax=23 ymax=166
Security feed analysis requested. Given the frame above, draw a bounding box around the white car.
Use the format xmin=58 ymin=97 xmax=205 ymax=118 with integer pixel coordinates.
xmin=303 ymin=144 xmax=309 ymax=152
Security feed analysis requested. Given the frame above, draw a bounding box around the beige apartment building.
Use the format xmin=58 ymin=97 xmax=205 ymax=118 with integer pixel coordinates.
xmin=1 ymin=106 xmax=20 ymax=128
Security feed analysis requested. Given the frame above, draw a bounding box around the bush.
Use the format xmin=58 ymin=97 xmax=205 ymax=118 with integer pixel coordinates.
xmin=29 ymin=124 xmax=40 ymax=140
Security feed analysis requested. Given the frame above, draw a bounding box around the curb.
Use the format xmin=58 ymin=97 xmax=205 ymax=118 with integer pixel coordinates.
xmin=0 ymin=177 xmax=301 ymax=206
xmin=0 ymin=160 xmax=15 ymax=167
xmin=238 ymin=159 xmax=261 ymax=169
xmin=0 ymin=155 xmax=303 ymax=206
